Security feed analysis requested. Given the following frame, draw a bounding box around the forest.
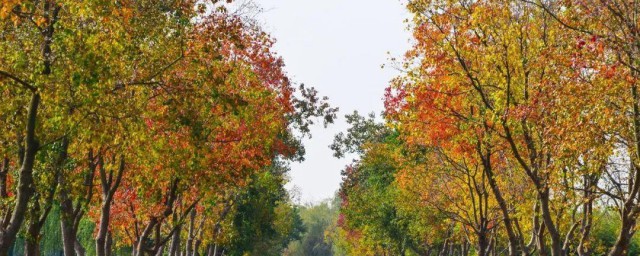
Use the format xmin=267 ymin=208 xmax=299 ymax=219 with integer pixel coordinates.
xmin=3 ymin=0 xmax=640 ymax=256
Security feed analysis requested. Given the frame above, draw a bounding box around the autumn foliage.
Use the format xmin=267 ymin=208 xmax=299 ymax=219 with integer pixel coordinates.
xmin=332 ymin=0 xmax=640 ymax=256
xmin=0 ymin=1 xmax=336 ymax=256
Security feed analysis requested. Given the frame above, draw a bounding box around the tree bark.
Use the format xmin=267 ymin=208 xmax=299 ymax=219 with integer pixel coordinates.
xmin=213 ymin=244 xmax=219 ymax=256
xmin=60 ymin=143 xmax=97 ymax=256
xmin=193 ymin=217 xmax=204 ymax=256
xmin=24 ymin=176 xmax=57 ymax=256
xmin=135 ymin=217 xmax=158 ymax=256
xmin=0 ymin=93 xmax=40 ymax=256
xmin=134 ymin=179 xmax=197 ymax=256
xmin=538 ymin=189 xmax=563 ymax=256
xmin=168 ymin=222 xmax=181 ymax=256
xmin=577 ymin=174 xmax=596 ymax=256
xmin=105 ymin=231 xmax=113 ymax=256
xmin=0 ymin=158 xmax=8 ymax=199
xmin=478 ymin=233 xmax=490 ymax=256
xmin=186 ymin=210 xmax=195 ymax=256
xmin=75 ymin=238 xmax=86 ymax=256
xmin=206 ymin=244 xmax=214 ymax=256
xmin=24 ymin=134 xmax=61 ymax=256
xmin=24 ymin=237 xmax=39 ymax=256
xmin=58 ymin=147 xmax=75 ymax=256
xmin=24 ymin=204 xmax=42 ymax=256
xmin=608 ymin=212 xmax=636 ymax=256
xmin=60 ymin=211 xmax=76 ymax=256
xmin=96 ymin=155 xmax=124 ymax=256
xmin=480 ymin=146 xmax=524 ymax=256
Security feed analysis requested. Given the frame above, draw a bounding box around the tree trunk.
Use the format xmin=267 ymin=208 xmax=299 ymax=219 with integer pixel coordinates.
xmin=539 ymin=191 xmax=564 ymax=256
xmin=24 ymin=141 xmax=60 ymax=256
xmin=134 ymin=179 xmax=197 ymax=256
xmin=206 ymin=245 xmax=214 ymax=256
xmin=193 ymin=212 xmax=205 ymax=256
xmin=439 ymin=239 xmax=448 ymax=256
xmin=56 ymin=137 xmax=80 ymax=256
xmin=105 ymin=231 xmax=113 ymax=256
xmin=154 ymin=246 xmax=164 ymax=256
xmin=478 ymin=233 xmax=490 ymax=256
xmin=186 ymin=210 xmax=195 ymax=256
xmin=425 ymin=247 xmax=433 ymax=256
xmin=213 ymin=244 xmax=220 ymax=256
xmin=537 ymin=216 xmax=548 ymax=256
xmin=0 ymin=157 xmax=8 ymax=199
xmin=95 ymin=202 xmax=111 ymax=256
xmin=24 ymin=195 xmax=54 ymax=256
xmin=193 ymin=220 xmax=204 ymax=256
xmin=577 ymin=174 xmax=596 ymax=256
xmin=168 ymin=223 xmax=181 ymax=256
xmin=482 ymin=153 xmax=522 ymax=256
xmin=60 ymin=213 xmax=77 ymax=256
xmin=96 ymin=156 xmax=124 ymax=256
xmin=60 ymin=166 xmax=85 ymax=256
xmin=193 ymin=234 xmax=202 ymax=256
xmin=60 ymin=202 xmax=87 ymax=256
xmin=24 ymin=215 xmax=41 ymax=256
xmin=0 ymin=93 xmax=40 ymax=256
xmin=57 ymin=134 xmax=95 ymax=256
xmin=24 ymin=237 xmax=39 ymax=256
xmin=135 ymin=217 xmax=158 ymax=256
xmin=608 ymin=213 xmax=636 ymax=256
xmin=75 ymin=238 xmax=86 ymax=256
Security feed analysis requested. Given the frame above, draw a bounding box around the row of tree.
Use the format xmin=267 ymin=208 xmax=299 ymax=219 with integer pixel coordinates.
xmin=332 ymin=0 xmax=640 ymax=255
xmin=0 ymin=1 xmax=336 ymax=255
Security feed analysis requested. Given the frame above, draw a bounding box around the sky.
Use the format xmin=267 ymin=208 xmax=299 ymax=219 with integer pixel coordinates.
xmin=253 ymin=0 xmax=412 ymax=203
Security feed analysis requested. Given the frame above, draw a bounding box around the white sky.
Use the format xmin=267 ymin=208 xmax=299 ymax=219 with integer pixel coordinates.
xmin=254 ymin=0 xmax=411 ymax=203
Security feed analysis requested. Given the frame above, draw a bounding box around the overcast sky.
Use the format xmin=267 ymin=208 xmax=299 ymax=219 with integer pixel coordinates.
xmin=254 ymin=0 xmax=411 ymax=203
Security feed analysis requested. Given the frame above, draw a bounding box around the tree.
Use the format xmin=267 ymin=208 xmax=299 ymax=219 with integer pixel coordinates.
xmin=286 ymin=199 xmax=338 ymax=256
xmin=0 ymin=1 xmax=337 ymax=256
xmin=383 ymin=0 xmax=622 ymax=255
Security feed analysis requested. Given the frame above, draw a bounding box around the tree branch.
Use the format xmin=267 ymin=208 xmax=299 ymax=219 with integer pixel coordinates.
xmin=0 ymin=70 xmax=37 ymax=92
